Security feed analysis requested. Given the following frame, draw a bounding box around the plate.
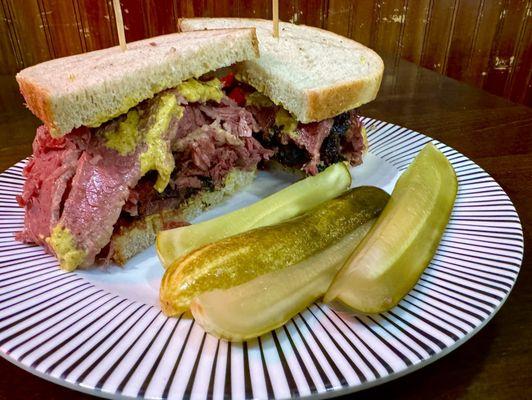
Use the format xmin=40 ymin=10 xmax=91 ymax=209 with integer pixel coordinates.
xmin=0 ymin=118 xmax=523 ymax=399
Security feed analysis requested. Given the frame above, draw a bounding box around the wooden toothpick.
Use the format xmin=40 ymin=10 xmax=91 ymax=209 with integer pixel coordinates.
xmin=112 ymin=0 xmax=127 ymax=51
xmin=273 ymin=0 xmax=279 ymax=38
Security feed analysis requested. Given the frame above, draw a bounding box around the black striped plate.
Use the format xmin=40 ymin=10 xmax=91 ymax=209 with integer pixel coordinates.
xmin=0 ymin=118 xmax=523 ymax=399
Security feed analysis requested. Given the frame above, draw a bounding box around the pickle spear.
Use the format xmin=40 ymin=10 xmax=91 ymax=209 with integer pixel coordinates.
xmin=160 ymin=186 xmax=389 ymax=316
xmin=324 ymin=143 xmax=457 ymax=313
xmin=156 ymin=162 xmax=351 ymax=268
xmin=191 ymin=220 xmax=374 ymax=341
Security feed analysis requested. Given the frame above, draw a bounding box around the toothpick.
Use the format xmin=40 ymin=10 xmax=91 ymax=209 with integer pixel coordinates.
xmin=272 ymin=0 xmax=279 ymax=38
xmin=112 ymin=0 xmax=127 ymax=51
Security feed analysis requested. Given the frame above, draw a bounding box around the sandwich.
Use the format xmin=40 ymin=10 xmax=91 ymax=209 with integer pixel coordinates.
xmin=15 ymin=19 xmax=383 ymax=272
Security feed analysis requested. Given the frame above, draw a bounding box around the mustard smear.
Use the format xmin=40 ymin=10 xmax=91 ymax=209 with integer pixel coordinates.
xmin=177 ymin=78 xmax=224 ymax=103
xmin=46 ymin=225 xmax=87 ymax=271
xmin=85 ymin=96 xmax=141 ymax=129
xmin=275 ymin=108 xmax=298 ymax=136
xmin=139 ymin=93 xmax=184 ymax=192
xmin=246 ymin=91 xmax=274 ymax=107
xmin=102 ymin=109 xmax=141 ymax=155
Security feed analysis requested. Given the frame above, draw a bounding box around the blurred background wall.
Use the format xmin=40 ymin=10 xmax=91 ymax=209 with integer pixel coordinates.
xmin=0 ymin=0 xmax=530 ymax=106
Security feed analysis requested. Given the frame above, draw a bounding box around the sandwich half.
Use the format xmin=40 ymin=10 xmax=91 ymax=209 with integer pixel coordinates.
xmin=16 ymin=21 xmax=383 ymax=271
xmin=16 ymin=28 xmax=263 ymax=270
xmin=179 ymin=18 xmax=383 ymax=174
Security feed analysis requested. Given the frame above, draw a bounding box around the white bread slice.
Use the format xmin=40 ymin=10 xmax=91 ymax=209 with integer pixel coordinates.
xmin=179 ymin=18 xmax=383 ymax=123
xmin=110 ymin=168 xmax=256 ymax=265
xmin=16 ymin=29 xmax=259 ymax=137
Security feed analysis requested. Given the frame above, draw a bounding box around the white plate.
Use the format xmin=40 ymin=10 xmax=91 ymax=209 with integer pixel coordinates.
xmin=0 ymin=117 xmax=523 ymax=399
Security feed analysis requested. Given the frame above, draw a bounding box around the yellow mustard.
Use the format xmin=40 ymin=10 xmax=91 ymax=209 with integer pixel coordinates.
xmin=101 ymin=109 xmax=141 ymax=155
xmin=275 ymin=108 xmax=298 ymax=136
xmin=46 ymin=225 xmax=87 ymax=271
xmin=177 ymin=78 xmax=224 ymax=103
xmin=139 ymin=93 xmax=184 ymax=192
xmin=246 ymin=92 xmax=274 ymax=107
xmin=86 ymin=95 xmax=141 ymax=129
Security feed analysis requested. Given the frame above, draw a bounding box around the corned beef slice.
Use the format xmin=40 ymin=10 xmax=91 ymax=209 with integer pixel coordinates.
xmin=247 ymin=107 xmax=365 ymax=174
xmin=341 ymin=110 xmax=365 ymax=166
xmin=171 ymin=104 xmax=208 ymax=143
xmin=294 ymin=110 xmax=364 ymax=174
xmin=247 ymin=106 xmax=276 ymax=132
xmin=200 ymin=97 xmax=259 ymax=137
xmin=124 ymin=178 xmax=187 ymax=217
xmin=56 ymin=136 xmax=143 ymax=267
xmin=291 ymin=119 xmax=334 ymax=175
xmin=16 ymin=126 xmax=89 ymax=248
xmin=17 ymin=82 xmax=365 ymax=269
xmin=172 ymin=125 xmax=272 ymax=188
xmin=18 ymin=90 xmax=273 ymax=269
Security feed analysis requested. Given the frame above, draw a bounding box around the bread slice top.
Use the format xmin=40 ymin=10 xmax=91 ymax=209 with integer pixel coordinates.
xmin=16 ymin=28 xmax=259 ymax=137
xmin=179 ymin=18 xmax=383 ymax=123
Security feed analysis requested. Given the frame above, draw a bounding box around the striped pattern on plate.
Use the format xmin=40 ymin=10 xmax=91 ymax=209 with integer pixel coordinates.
xmin=0 ymin=118 xmax=523 ymax=399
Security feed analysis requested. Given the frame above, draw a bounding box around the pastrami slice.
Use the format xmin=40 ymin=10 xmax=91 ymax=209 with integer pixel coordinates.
xmin=16 ymin=126 xmax=89 ymax=250
xmin=47 ymin=94 xmax=182 ymax=270
xmin=49 ymin=141 xmax=143 ymax=270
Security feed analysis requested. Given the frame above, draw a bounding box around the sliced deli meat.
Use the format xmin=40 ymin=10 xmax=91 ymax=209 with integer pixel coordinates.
xmin=16 ymin=127 xmax=89 ymax=250
xmin=52 ymin=139 xmax=143 ymax=270
xmin=17 ymin=77 xmax=368 ymax=271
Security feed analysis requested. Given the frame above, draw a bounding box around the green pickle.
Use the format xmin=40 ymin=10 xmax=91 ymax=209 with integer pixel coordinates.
xmin=157 ymin=162 xmax=351 ymax=268
xmin=324 ymin=143 xmax=458 ymax=313
xmin=191 ymin=220 xmax=375 ymax=341
xmin=160 ymin=186 xmax=389 ymax=316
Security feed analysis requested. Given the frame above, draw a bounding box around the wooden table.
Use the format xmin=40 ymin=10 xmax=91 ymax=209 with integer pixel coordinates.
xmin=0 ymin=59 xmax=530 ymax=399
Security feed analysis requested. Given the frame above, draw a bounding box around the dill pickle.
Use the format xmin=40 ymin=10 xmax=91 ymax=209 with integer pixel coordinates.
xmin=156 ymin=162 xmax=351 ymax=268
xmin=160 ymin=186 xmax=389 ymax=316
xmin=191 ymin=220 xmax=375 ymax=341
xmin=324 ymin=143 xmax=458 ymax=313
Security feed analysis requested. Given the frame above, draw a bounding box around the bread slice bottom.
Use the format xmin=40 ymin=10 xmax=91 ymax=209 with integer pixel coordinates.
xmin=109 ymin=168 xmax=256 ymax=265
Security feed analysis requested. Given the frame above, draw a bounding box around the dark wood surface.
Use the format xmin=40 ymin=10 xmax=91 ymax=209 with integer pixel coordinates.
xmin=1 ymin=0 xmax=530 ymax=105
xmin=0 ymin=58 xmax=531 ymax=399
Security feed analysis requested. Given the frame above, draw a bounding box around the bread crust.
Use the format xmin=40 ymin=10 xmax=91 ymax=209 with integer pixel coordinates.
xmin=16 ymin=77 xmax=55 ymax=131
xmin=110 ymin=209 xmax=185 ymax=265
xmin=306 ymin=71 xmax=383 ymax=122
